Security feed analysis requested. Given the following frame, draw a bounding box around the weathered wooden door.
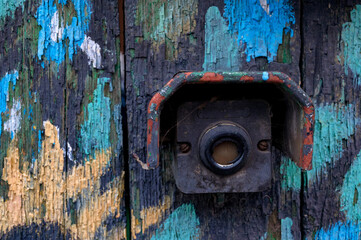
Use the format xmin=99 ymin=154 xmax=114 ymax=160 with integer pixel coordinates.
xmin=1 ymin=0 xmax=361 ymax=239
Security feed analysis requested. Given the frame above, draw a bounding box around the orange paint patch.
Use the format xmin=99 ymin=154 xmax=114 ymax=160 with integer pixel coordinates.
xmin=240 ymin=76 xmax=254 ymax=82
xmin=199 ymin=72 xmax=224 ymax=82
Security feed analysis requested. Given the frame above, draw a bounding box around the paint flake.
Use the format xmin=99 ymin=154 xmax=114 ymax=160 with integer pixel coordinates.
xmin=4 ymin=99 xmax=21 ymax=139
xmin=203 ymin=6 xmax=240 ymax=71
xmin=223 ymin=0 xmax=295 ymax=62
xmin=80 ymin=35 xmax=102 ymax=68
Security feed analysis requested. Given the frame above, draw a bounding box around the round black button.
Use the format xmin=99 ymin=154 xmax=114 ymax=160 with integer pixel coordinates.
xmin=199 ymin=122 xmax=251 ymax=175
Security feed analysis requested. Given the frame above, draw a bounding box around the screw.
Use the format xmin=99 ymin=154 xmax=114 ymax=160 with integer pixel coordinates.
xmin=257 ymin=140 xmax=269 ymax=151
xmin=179 ymin=143 xmax=191 ymax=153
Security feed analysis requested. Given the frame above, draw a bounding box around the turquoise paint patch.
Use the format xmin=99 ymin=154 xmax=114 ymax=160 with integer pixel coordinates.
xmin=0 ymin=0 xmax=24 ymax=21
xmin=150 ymin=204 xmax=200 ymax=240
xmin=80 ymin=78 xmax=111 ymax=157
xmin=203 ymin=6 xmax=240 ymax=71
xmin=262 ymin=72 xmax=269 ymax=81
xmin=0 ymin=71 xmax=18 ymax=138
xmin=281 ymin=217 xmax=294 ymax=240
xmin=342 ymin=5 xmax=361 ymax=85
xmin=36 ymin=0 xmax=91 ymax=65
xmin=341 ymin=151 xmax=361 ymax=221
xmin=280 ymin=156 xmax=301 ymax=191
xmin=307 ymin=104 xmax=360 ymax=181
xmin=223 ymin=0 xmax=295 ymax=62
xmin=311 ymin=221 xmax=361 ymax=240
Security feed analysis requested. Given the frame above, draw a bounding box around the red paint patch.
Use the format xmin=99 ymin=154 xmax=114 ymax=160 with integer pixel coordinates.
xmin=199 ymin=72 xmax=224 ymax=82
xmin=300 ymin=106 xmax=315 ymax=170
xmin=240 ymin=76 xmax=254 ymax=82
xmin=267 ymin=73 xmax=284 ymax=84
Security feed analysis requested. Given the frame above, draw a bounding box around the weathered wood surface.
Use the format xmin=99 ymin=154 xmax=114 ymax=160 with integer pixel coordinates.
xmin=302 ymin=0 xmax=361 ymax=239
xmin=125 ymin=0 xmax=303 ymax=239
xmin=2 ymin=0 xmax=361 ymax=239
xmin=0 ymin=0 xmax=126 ymax=239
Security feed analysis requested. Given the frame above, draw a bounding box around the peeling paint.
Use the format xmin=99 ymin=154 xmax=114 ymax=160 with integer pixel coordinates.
xmin=0 ymin=121 xmax=125 ymax=239
xmin=36 ymin=0 xmax=101 ymax=67
xmin=203 ymin=6 xmax=240 ymax=71
xmin=4 ymin=99 xmax=21 ymax=139
xmin=223 ymin=0 xmax=295 ymax=62
xmin=150 ymin=204 xmax=200 ymax=240
xmin=280 ymin=156 xmax=301 ymax=191
xmin=135 ymin=0 xmax=198 ymax=59
xmin=131 ymin=196 xmax=171 ymax=239
xmin=0 ymin=0 xmax=24 ymax=21
xmin=281 ymin=217 xmax=294 ymax=240
xmin=80 ymin=78 xmax=111 ymax=157
xmin=307 ymin=104 xmax=360 ymax=181
xmin=311 ymin=221 xmax=361 ymax=240
xmin=0 ymin=71 xmax=18 ymax=139
xmin=341 ymin=151 xmax=361 ymax=222
xmin=341 ymin=5 xmax=361 ymax=85
xmin=81 ymin=35 xmax=102 ymax=68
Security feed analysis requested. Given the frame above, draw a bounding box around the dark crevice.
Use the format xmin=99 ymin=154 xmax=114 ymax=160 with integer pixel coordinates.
xmin=118 ymin=0 xmax=131 ymax=239
xmin=299 ymin=0 xmax=305 ymax=89
xmin=299 ymin=0 xmax=306 ymax=239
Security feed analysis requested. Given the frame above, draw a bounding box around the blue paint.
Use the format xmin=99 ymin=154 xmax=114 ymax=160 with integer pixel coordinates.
xmin=80 ymin=78 xmax=111 ymax=157
xmin=203 ymin=6 xmax=240 ymax=71
xmin=307 ymin=104 xmax=361 ymax=181
xmin=281 ymin=217 xmax=294 ymax=240
xmin=262 ymin=71 xmax=269 ymax=81
xmin=341 ymin=5 xmax=361 ymax=86
xmin=150 ymin=204 xmax=200 ymax=240
xmin=223 ymin=0 xmax=295 ymax=62
xmin=0 ymin=71 xmax=18 ymax=138
xmin=341 ymin=151 xmax=361 ymax=222
xmin=36 ymin=0 xmax=91 ymax=65
xmin=311 ymin=221 xmax=361 ymax=240
xmin=38 ymin=130 xmax=42 ymax=153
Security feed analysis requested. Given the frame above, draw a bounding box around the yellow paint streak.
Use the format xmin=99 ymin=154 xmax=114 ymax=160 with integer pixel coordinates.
xmin=69 ymin=172 xmax=125 ymax=239
xmin=0 ymin=121 xmax=126 ymax=239
xmin=131 ymin=195 xmax=171 ymax=239
xmin=66 ymin=149 xmax=111 ymax=199
xmin=0 ymin=139 xmax=25 ymax=232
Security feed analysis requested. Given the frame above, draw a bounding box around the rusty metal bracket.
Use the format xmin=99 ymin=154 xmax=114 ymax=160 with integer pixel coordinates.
xmin=147 ymin=72 xmax=314 ymax=170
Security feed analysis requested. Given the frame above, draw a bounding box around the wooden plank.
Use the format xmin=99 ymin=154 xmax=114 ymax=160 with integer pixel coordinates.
xmin=0 ymin=0 xmax=126 ymax=239
xmin=301 ymin=0 xmax=361 ymax=238
xmin=125 ymin=0 xmax=304 ymax=239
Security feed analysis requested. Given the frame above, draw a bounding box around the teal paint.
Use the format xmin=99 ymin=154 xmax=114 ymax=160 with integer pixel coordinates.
xmin=259 ymin=232 xmax=267 ymax=240
xmin=223 ymin=0 xmax=295 ymax=62
xmin=311 ymin=221 xmax=361 ymax=240
xmin=341 ymin=5 xmax=361 ymax=85
xmin=36 ymin=0 xmax=92 ymax=65
xmin=203 ymin=6 xmax=240 ymax=71
xmin=307 ymin=104 xmax=360 ymax=181
xmin=80 ymin=78 xmax=111 ymax=157
xmin=0 ymin=71 xmax=18 ymax=139
xmin=281 ymin=217 xmax=294 ymax=240
xmin=341 ymin=151 xmax=361 ymax=222
xmin=0 ymin=0 xmax=23 ymax=21
xmin=280 ymin=156 xmax=301 ymax=191
xmin=150 ymin=204 xmax=200 ymax=240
